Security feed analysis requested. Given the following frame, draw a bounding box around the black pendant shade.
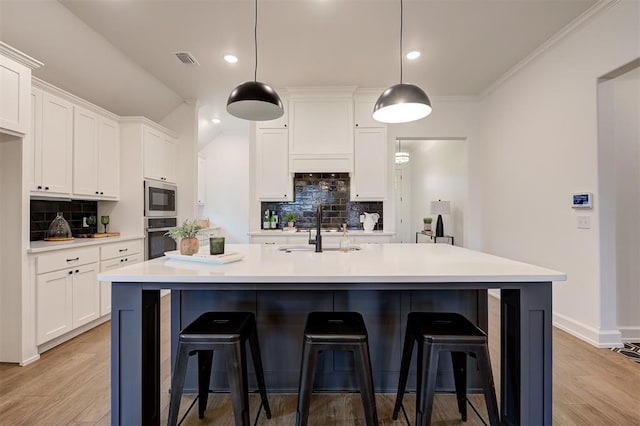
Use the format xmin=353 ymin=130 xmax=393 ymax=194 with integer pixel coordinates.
xmin=373 ymin=83 xmax=432 ymax=124
xmin=373 ymin=0 xmax=432 ymax=124
xmin=227 ymin=81 xmax=284 ymax=121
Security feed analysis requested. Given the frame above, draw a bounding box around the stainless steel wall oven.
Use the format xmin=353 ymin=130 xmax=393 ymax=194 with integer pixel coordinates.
xmin=145 ymin=217 xmax=177 ymax=260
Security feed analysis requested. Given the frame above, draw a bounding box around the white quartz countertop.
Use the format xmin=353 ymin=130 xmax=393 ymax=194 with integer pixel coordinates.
xmin=248 ymin=230 xmax=395 ymax=236
xmin=98 ymin=243 xmax=565 ymax=284
xmin=29 ymin=234 xmax=145 ymax=253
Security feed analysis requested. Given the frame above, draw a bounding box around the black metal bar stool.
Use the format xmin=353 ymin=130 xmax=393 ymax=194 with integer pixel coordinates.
xmin=167 ymin=312 xmax=271 ymax=426
xmin=296 ymin=311 xmax=379 ymax=426
xmin=393 ymin=312 xmax=500 ymax=426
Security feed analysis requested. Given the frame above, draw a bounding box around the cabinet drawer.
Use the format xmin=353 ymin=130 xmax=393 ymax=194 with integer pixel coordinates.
xmin=100 ymin=240 xmax=144 ymax=261
xmin=36 ymin=247 xmax=99 ymax=275
xmin=100 ymin=253 xmax=143 ymax=273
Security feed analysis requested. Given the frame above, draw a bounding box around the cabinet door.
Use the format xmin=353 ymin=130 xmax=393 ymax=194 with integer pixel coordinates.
xmin=256 ymin=128 xmax=291 ymax=201
xmin=143 ymin=126 xmax=164 ymax=181
xmin=37 ymin=269 xmax=73 ymax=344
xmin=73 ymin=106 xmax=99 ymax=197
xmin=100 ymin=253 xmax=142 ymax=316
xmin=72 ymin=263 xmax=99 ymax=328
xmin=0 ymin=53 xmax=30 ymax=135
xmin=290 ymin=98 xmax=353 ymax=156
xmin=354 ymin=98 xmax=384 ymax=128
xmin=352 ymin=128 xmax=387 ymax=201
xmin=26 ymin=88 xmax=42 ymax=191
xmin=97 ymin=116 xmax=120 ymax=198
xmin=41 ymin=92 xmax=73 ymax=195
xmin=162 ymin=136 xmax=177 ymax=183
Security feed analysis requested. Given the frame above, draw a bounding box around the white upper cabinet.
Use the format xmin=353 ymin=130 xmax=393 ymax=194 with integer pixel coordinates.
xmin=28 ymin=88 xmax=73 ymax=196
xmin=73 ymin=107 xmax=99 ymax=196
xmin=73 ymin=106 xmax=120 ymax=199
xmin=289 ymin=92 xmax=354 ymax=172
xmin=97 ymin=116 xmax=120 ymax=198
xmin=352 ymin=127 xmax=388 ymax=201
xmin=144 ymin=126 xmax=177 ymax=183
xmin=0 ymin=43 xmax=40 ymax=135
xmin=354 ymin=96 xmax=384 ymax=128
xmin=256 ymin=128 xmax=291 ymax=201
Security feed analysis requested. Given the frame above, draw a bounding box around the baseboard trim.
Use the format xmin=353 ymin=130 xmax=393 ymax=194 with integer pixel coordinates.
xmin=618 ymin=326 xmax=640 ymax=342
xmin=553 ymin=312 xmax=622 ymax=348
xmin=19 ymin=353 xmax=40 ymax=366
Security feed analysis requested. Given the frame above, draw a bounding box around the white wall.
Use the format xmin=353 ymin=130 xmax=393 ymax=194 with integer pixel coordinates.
xmin=386 ymin=98 xmax=480 ymax=248
xmin=404 ymin=140 xmax=468 ymax=246
xmin=478 ymin=0 xmax=639 ymax=346
xmin=200 ymin=130 xmax=251 ymax=243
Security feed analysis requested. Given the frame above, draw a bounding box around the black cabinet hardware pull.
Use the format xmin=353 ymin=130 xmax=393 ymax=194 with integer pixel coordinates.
xmin=68 ymin=270 xmax=73 ymax=275
xmin=66 ymin=257 xmax=79 ymax=262
xmin=75 ymin=269 xmax=79 ymax=273
xmin=119 ymin=248 xmax=128 ymax=252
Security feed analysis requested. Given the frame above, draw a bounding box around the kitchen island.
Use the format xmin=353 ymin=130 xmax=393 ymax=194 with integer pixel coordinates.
xmin=99 ymin=243 xmax=565 ymax=426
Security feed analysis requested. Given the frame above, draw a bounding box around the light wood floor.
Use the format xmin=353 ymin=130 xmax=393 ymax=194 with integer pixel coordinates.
xmin=1 ymin=296 xmax=639 ymax=425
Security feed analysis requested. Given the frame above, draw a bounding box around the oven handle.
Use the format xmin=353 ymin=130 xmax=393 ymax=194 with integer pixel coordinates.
xmin=145 ymin=227 xmax=174 ymax=233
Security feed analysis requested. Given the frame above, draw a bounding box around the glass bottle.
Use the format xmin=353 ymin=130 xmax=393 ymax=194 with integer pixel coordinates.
xmin=46 ymin=212 xmax=73 ymax=240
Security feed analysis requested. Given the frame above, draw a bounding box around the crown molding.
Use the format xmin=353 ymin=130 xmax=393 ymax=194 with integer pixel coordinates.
xmin=119 ymin=116 xmax=178 ymax=138
xmin=480 ymin=0 xmax=620 ymax=99
xmin=0 ymin=42 xmax=43 ymax=69
xmin=32 ymin=77 xmax=120 ymax=121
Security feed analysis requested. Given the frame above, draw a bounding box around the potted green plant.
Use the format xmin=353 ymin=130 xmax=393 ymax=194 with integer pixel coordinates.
xmin=423 ymin=217 xmax=433 ymax=232
xmin=283 ymin=212 xmax=296 ymax=229
xmin=165 ymin=219 xmax=203 ymax=255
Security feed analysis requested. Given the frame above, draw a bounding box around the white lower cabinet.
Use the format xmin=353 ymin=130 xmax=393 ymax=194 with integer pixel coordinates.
xmin=99 ymin=240 xmax=144 ymax=315
xmin=36 ymin=247 xmax=99 ymax=345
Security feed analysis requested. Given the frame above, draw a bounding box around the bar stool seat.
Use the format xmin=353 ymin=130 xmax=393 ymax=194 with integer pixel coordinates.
xmin=393 ymin=312 xmax=500 ymax=425
xmin=167 ymin=312 xmax=271 ymax=426
xmin=296 ymin=311 xmax=379 ymax=426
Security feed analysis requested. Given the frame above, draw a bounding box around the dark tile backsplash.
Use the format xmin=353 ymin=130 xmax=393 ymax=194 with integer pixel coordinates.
xmin=261 ymin=173 xmax=383 ymax=230
xmin=30 ymin=199 xmax=98 ymax=241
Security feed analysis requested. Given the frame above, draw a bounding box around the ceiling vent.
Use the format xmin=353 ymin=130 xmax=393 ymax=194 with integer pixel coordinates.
xmin=173 ymin=51 xmax=200 ymax=66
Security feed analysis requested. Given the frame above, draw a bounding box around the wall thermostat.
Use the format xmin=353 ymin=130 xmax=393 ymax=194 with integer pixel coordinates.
xmin=572 ymin=192 xmax=593 ymax=209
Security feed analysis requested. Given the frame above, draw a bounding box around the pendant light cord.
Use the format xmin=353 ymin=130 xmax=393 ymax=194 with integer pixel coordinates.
xmin=399 ymin=0 xmax=403 ymax=84
xmin=254 ymin=0 xmax=258 ymax=82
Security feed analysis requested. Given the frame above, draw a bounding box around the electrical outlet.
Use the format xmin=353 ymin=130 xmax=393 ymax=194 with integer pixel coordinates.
xmin=577 ymin=216 xmax=591 ymax=229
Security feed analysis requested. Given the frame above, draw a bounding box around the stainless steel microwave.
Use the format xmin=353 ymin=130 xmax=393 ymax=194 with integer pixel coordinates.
xmin=144 ymin=180 xmax=177 ymax=217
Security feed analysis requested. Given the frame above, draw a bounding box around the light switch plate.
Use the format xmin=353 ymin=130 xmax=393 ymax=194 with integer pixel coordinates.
xmin=577 ymin=216 xmax=591 ymax=229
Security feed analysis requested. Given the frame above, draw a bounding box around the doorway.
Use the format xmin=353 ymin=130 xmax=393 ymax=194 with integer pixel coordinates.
xmin=597 ymin=59 xmax=640 ymax=344
xmin=393 ymin=138 xmax=468 ymax=245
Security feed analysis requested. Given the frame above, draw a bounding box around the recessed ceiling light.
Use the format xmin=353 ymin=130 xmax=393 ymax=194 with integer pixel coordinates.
xmin=211 ymin=118 xmax=221 ymax=124
xmin=406 ymin=51 xmax=421 ymax=60
xmin=224 ymin=54 xmax=238 ymax=64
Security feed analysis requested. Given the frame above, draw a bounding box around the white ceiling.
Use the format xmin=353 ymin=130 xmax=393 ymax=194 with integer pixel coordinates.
xmin=0 ymin=0 xmax=598 ymax=144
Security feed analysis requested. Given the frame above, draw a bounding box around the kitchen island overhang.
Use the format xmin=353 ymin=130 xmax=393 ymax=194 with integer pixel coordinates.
xmin=101 ymin=243 xmax=565 ymax=426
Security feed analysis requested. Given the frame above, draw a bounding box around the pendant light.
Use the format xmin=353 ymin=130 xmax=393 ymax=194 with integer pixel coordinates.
xmin=395 ymin=140 xmax=410 ymax=164
xmin=373 ymin=0 xmax=432 ymax=124
xmin=226 ymin=0 xmax=283 ymax=121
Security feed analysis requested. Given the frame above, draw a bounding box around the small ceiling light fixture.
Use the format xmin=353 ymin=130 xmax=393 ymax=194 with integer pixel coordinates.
xmin=373 ymin=0 xmax=432 ymax=124
xmin=406 ymin=50 xmax=421 ymax=60
xmin=224 ymin=54 xmax=238 ymax=64
xmin=395 ymin=140 xmax=410 ymax=164
xmin=211 ymin=118 xmax=221 ymax=124
xmin=226 ymin=0 xmax=283 ymax=121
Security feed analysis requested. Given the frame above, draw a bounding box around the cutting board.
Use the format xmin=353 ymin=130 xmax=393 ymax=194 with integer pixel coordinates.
xmin=76 ymin=232 xmax=120 ymax=238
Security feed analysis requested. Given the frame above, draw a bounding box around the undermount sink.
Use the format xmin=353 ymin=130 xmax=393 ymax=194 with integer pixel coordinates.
xmin=279 ymin=245 xmax=361 ymax=252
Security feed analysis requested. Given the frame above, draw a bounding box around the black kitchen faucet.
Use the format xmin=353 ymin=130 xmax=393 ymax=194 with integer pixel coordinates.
xmin=308 ymin=202 xmax=323 ymax=252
